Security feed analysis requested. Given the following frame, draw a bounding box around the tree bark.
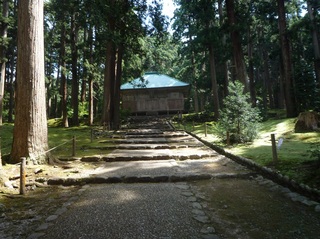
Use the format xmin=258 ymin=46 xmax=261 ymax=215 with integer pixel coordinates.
xmin=8 ymin=1 xmax=17 ymax=123
xmin=71 ymin=9 xmax=79 ymax=126
xmin=189 ymin=22 xmax=199 ymax=113
xmin=102 ymin=0 xmax=116 ymax=127
xmin=11 ymin=0 xmax=49 ymax=164
xmin=276 ymin=60 xmax=285 ymax=109
xmin=218 ymin=0 xmax=229 ymax=98
xmin=113 ymin=45 xmax=123 ymax=130
xmin=226 ymin=0 xmax=249 ymax=92
xmin=102 ymin=40 xmax=116 ymax=127
xmin=307 ymin=1 xmax=320 ymax=86
xmin=88 ymin=24 xmax=94 ymax=126
xmin=81 ymin=26 xmax=87 ymax=103
xmin=60 ymin=16 xmax=68 ymax=127
xmin=208 ymin=44 xmax=220 ymax=120
xmin=8 ymin=56 xmax=14 ymax=123
xmin=0 ymin=0 xmax=9 ymax=125
xmin=277 ymin=0 xmax=297 ymax=117
xmin=263 ymin=49 xmax=274 ymax=109
xmin=248 ymin=28 xmax=257 ymax=106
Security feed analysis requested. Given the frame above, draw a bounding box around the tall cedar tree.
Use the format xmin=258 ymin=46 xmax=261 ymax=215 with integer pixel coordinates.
xmin=225 ymin=0 xmax=249 ymax=92
xmin=102 ymin=0 xmax=146 ymax=129
xmin=0 ymin=0 xmax=9 ymax=125
xmin=307 ymin=0 xmax=320 ymax=85
xmin=11 ymin=0 xmax=49 ymax=164
xmin=277 ymin=0 xmax=297 ymax=117
xmin=70 ymin=1 xmax=80 ymax=126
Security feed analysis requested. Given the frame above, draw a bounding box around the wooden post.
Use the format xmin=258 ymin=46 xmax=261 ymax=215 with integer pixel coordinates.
xmin=0 ymin=137 xmax=2 ymax=169
xmin=72 ymin=136 xmax=76 ymax=157
xmin=271 ymin=134 xmax=278 ymax=164
xmin=204 ymin=123 xmax=207 ymax=137
xmin=20 ymin=157 xmax=26 ymax=195
xmin=226 ymin=131 xmax=230 ymax=146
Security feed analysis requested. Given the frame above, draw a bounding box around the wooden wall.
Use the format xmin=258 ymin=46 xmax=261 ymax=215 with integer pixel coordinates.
xmin=121 ymin=88 xmax=187 ymax=114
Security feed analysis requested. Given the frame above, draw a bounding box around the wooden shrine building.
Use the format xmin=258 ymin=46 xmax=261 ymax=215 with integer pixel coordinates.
xmin=120 ymin=72 xmax=189 ymax=115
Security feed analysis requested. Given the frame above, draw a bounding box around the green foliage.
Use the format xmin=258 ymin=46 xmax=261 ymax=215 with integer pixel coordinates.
xmin=308 ymin=143 xmax=320 ymax=163
xmin=173 ymin=111 xmax=215 ymax=123
xmin=216 ymin=81 xmax=261 ymax=143
xmin=120 ymin=108 xmax=131 ymax=124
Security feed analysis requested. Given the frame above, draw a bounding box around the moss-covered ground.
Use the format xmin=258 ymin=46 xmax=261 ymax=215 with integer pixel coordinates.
xmin=173 ymin=116 xmax=320 ymax=189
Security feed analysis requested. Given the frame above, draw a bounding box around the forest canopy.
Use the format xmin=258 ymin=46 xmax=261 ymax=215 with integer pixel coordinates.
xmin=0 ymin=0 xmax=319 ymax=128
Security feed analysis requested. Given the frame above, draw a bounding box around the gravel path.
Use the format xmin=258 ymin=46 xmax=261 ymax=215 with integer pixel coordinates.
xmin=38 ymin=183 xmax=214 ymax=239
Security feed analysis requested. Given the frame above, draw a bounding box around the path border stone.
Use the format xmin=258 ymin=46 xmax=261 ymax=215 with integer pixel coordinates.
xmin=47 ymin=172 xmax=257 ymax=186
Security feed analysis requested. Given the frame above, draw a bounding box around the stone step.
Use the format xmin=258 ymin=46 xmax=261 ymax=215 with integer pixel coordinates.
xmin=47 ymin=172 xmax=257 ymax=186
xmin=84 ymin=143 xmax=202 ymax=150
xmin=80 ymin=148 xmax=219 ymax=162
xmin=88 ymin=158 xmax=251 ymax=177
xmin=123 ymin=132 xmax=188 ymax=138
xmin=101 ymin=136 xmax=198 ymax=144
xmin=48 ymin=157 xmax=255 ymax=186
xmin=117 ymin=129 xmax=163 ymax=135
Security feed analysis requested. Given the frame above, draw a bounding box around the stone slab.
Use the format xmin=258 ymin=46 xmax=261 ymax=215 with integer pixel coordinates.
xmin=88 ymin=157 xmax=251 ymax=178
xmin=104 ymin=147 xmax=219 ymax=161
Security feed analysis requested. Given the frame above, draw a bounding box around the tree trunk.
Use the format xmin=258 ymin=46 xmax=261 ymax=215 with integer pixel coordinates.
xmin=54 ymin=67 xmax=60 ymax=118
xmin=263 ymin=49 xmax=274 ymax=109
xmin=0 ymin=0 xmax=9 ymax=125
xmin=88 ymin=24 xmax=94 ymax=126
xmin=190 ymin=45 xmax=198 ymax=112
xmin=226 ymin=0 xmax=249 ymax=92
xmin=47 ymin=78 xmax=52 ymax=119
xmin=307 ymin=1 xmax=320 ymax=86
xmin=102 ymin=0 xmax=116 ymax=128
xmin=294 ymin=111 xmax=320 ymax=133
xmin=208 ymin=44 xmax=220 ymax=120
xmin=88 ymin=76 xmax=94 ymax=126
xmin=277 ymin=0 xmax=297 ymax=117
xmin=218 ymin=0 xmax=229 ymax=98
xmin=248 ymin=28 xmax=257 ymax=107
xmin=11 ymin=0 xmax=49 ymax=164
xmin=71 ymin=9 xmax=79 ymax=126
xmin=81 ymin=26 xmax=87 ymax=103
xmin=113 ymin=45 xmax=123 ymax=130
xmin=8 ymin=56 xmax=14 ymax=123
xmin=102 ymin=40 xmax=116 ymax=127
xmin=60 ymin=15 xmax=68 ymax=128
xmin=193 ymin=84 xmax=199 ymax=113
xmin=276 ymin=60 xmax=285 ymax=109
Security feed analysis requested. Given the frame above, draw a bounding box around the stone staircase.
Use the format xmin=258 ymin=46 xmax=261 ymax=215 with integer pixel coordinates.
xmin=82 ymin=117 xmax=218 ymax=162
xmin=51 ymin=116 xmax=254 ymax=185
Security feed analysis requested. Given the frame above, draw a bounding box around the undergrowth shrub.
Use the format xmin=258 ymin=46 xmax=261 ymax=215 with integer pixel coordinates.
xmin=308 ymin=143 xmax=320 ymax=164
xmin=216 ymin=81 xmax=261 ymax=143
xmin=172 ymin=112 xmax=215 ymax=124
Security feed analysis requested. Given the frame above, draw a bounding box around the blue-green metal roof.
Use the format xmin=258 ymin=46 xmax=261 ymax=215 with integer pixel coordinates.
xmin=121 ymin=72 xmax=189 ymax=90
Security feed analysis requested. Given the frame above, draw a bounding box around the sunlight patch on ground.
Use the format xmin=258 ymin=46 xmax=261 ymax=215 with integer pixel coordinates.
xmin=293 ymin=132 xmax=320 ymax=142
xmin=116 ymin=190 xmax=140 ymax=202
xmin=91 ymin=161 xmax=176 ymax=175
xmin=197 ymin=133 xmax=219 ymax=143
xmin=275 ymin=120 xmax=294 ymax=134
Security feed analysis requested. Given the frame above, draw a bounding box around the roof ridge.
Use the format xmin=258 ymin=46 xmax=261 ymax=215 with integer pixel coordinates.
xmin=121 ymin=73 xmax=189 ymax=90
